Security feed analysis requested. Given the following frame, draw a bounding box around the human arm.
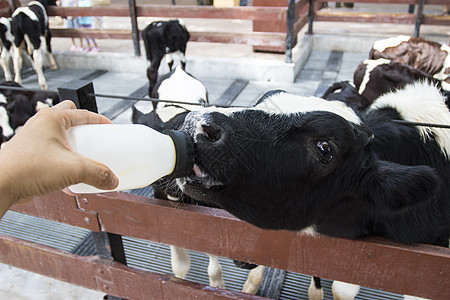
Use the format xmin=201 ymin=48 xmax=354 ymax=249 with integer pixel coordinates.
xmin=0 ymin=100 xmax=119 ymax=218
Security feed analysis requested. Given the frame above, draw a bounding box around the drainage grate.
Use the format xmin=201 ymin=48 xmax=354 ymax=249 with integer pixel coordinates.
xmin=0 ymin=211 xmax=90 ymax=253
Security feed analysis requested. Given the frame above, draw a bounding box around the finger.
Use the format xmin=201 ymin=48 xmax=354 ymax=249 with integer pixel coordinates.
xmin=80 ymin=158 xmax=119 ymax=191
xmin=61 ymin=109 xmax=113 ymax=129
xmin=53 ymin=100 xmax=77 ymax=110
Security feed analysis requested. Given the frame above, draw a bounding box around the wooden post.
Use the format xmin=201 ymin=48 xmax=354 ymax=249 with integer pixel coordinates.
xmin=252 ymin=0 xmax=287 ymax=53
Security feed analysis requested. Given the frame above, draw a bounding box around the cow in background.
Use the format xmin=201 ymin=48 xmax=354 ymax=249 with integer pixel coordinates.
xmin=10 ymin=0 xmax=58 ymax=90
xmin=141 ymin=19 xmax=190 ymax=108
xmin=353 ymin=58 xmax=445 ymax=103
xmin=369 ymin=35 xmax=449 ymax=90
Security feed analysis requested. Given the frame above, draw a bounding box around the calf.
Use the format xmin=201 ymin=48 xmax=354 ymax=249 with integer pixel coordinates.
xmin=10 ymin=0 xmax=57 ymax=90
xmin=0 ymin=17 xmax=14 ymax=82
xmin=321 ymin=81 xmax=372 ymax=113
xmin=132 ymin=69 xmax=228 ymax=289
xmin=369 ymin=35 xmax=450 ymax=90
xmin=353 ymin=58 xmax=444 ymax=103
xmin=0 ymin=81 xmax=59 ymax=142
xmin=176 ymin=82 xmax=450 ymax=298
xmin=141 ymin=19 xmax=190 ymax=107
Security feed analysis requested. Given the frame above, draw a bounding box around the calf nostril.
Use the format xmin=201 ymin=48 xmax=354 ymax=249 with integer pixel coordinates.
xmin=202 ymin=124 xmax=222 ymax=142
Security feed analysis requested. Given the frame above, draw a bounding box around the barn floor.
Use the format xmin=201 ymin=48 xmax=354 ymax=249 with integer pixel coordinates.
xmin=0 ymin=3 xmax=449 ymax=299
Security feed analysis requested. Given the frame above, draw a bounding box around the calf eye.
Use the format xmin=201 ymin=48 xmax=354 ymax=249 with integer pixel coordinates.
xmin=317 ymin=141 xmax=333 ymax=161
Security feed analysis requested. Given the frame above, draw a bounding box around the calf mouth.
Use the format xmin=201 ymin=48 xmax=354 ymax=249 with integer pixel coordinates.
xmin=176 ymin=125 xmax=224 ymax=197
xmin=185 ymin=163 xmax=222 ymax=189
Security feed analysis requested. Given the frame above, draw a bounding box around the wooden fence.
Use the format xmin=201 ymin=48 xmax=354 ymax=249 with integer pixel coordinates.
xmin=0 ymin=0 xmax=449 ymax=62
xmin=0 ymin=190 xmax=448 ymax=299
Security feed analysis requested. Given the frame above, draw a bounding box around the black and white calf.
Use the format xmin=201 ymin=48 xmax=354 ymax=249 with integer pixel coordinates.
xmin=141 ymin=19 xmax=190 ymax=105
xmin=0 ymin=80 xmax=59 ymax=142
xmin=10 ymin=0 xmax=57 ymax=90
xmin=175 ymin=82 xmax=450 ymax=299
xmin=131 ymin=67 xmax=229 ymax=289
xmin=321 ymin=81 xmax=372 ymax=114
xmin=0 ymin=17 xmax=14 ymax=82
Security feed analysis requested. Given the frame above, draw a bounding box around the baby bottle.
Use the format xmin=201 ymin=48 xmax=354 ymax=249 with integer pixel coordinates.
xmin=66 ymin=124 xmax=194 ymax=194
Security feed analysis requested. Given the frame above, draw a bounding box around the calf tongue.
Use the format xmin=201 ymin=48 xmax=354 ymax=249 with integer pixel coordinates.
xmin=193 ymin=164 xmax=208 ymax=178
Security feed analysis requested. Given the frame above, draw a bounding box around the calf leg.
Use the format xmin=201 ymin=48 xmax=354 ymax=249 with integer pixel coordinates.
xmin=207 ymin=254 xmax=225 ymax=288
xmin=242 ymin=265 xmax=265 ymax=294
xmin=308 ymin=277 xmax=324 ymax=300
xmin=166 ymin=53 xmax=173 ymax=71
xmin=332 ymin=281 xmax=360 ymax=300
xmin=0 ymin=48 xmax=12 ymax=81
xmin=32 ymin=47 xmax=48 ymax=90
xmin=147 ymin=53 xmax=163 ymax=106
xmin=170 ymin=245 xmax=190 ymax=279
xmin=45 ymin=33 xmax=57 ymax=70
xmin=13 ymin=44 xmax=23 ymax=84
xmin=403 ymin=295 xmax=429 ymax=300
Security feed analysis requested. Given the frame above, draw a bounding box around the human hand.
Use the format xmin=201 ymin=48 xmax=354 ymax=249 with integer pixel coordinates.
xmin=0 ymin=100 xmax=119 ymax=214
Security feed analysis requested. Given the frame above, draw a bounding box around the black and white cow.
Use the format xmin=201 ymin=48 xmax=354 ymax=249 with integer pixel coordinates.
xmin=321 ymin=80 xmax=372 ymax=114
xmin=131 ymin=67 xmax=230 ymax=289
xmin=141 ymin=19 xmax=190 ymax=106
xmin=369 ymin=35 xmax=449 ymax=90
xmin=173 ymin=82 xmax=450 ymax=299
xmin=0 ymin=17 xmax=14 ymax=82
xmin=0 ymin=80 xmax=59 ymax=142
xmin=10 ymin=0 xmax=57 ymax=90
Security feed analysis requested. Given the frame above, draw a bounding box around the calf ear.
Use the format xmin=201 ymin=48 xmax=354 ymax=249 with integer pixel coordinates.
xmin=131 ymin=106 xmax=143 ymax=124
xmin=371 ymin=161 xmax=440 ymax=213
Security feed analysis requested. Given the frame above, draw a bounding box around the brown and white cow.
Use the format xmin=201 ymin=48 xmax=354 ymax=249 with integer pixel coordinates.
xmin=369 ymin=35 xmax=449 ymax=90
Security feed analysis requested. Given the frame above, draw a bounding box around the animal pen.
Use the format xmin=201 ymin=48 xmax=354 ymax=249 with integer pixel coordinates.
xmin=0 ymin=0 xmax=449 ymax=299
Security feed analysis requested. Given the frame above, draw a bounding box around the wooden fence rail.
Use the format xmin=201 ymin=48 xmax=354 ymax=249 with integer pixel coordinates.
xmin=2 ymin=190 xmax=449 ymax=299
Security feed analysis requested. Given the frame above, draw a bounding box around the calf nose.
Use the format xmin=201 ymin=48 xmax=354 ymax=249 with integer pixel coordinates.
xmin=200 ymin=123 xmax=223 ymax=142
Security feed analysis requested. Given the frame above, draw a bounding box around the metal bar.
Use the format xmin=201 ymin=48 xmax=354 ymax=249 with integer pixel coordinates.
xmin=10 ymin=191 xmax=450 ymax=299
xmin=8 ymin=0 xmax=19 ymax=12
xmin=285 ymin=0 xmax=295 ymax=63
xmin=414 ymin=0 xmax=424 ymax=37
xmin=101 ymin=83 xmax=148 ymax=120
xmin=393 ymin=120 xmax=450 ymax=129
xmin=128 ymin=0 xmax=141 ymax=56
xmin=307 ymin=0 xmax=314 ymax=35
xmin=0 ymin=234 xmax=266 ymax=300
xmin=93 ymin=92 xmax=231 ymax=107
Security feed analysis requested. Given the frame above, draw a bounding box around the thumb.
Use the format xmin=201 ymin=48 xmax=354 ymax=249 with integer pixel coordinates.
xmin=80 ymin=158 xmax=119 ymax=191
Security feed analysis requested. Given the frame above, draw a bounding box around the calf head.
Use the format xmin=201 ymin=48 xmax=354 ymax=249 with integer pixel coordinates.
xmin=176 ymin=92 xmax=440 ymax=233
